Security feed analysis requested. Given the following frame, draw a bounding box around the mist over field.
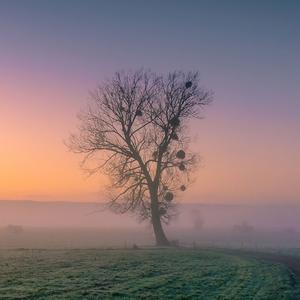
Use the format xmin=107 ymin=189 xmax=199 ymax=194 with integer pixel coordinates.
xmin=1 ymin=200 xmax=300 ymax=249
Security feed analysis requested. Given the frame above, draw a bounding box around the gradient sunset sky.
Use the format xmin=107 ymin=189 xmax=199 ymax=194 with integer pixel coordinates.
xmin=1 ymin=0 xmax=299 ymax=204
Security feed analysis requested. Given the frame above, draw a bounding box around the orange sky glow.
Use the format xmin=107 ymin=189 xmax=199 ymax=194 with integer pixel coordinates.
xmin=1 ymin=74 xmax=299 ymax=204
xmin=1 ymin=1 xmax=299 ymax=205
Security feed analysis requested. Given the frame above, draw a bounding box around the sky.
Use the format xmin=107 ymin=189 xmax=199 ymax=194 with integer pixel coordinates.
xmin=0 ymin=0 xmax=299 ymax=204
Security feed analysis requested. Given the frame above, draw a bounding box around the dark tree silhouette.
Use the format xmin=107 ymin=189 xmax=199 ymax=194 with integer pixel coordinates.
xmin=67 ymin=70 xmax=211 ymax=246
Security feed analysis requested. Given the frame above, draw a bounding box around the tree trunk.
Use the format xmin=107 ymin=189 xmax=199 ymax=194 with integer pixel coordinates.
xmin=150 ymin=194 xmax=170 ymax=246
xmin=152 ymin=212 xmax=170 ymax=246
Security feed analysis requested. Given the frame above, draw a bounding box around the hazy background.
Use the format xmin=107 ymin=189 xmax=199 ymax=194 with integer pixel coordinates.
xmin=1 ymin=200 xmax=300 ymax=249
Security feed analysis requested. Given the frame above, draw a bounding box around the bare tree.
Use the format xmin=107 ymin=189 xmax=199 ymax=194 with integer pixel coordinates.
xmin=191 ymin=209 xmax=205 ymax=230
xmin=5 ymin=225 xmax=24 ymax=235
xmin=67 ymin=70 xmax=211 ymax=246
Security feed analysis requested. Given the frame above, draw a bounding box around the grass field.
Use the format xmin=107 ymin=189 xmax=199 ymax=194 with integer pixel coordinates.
xmin=0 ymin=248 xmax=299 ymax=299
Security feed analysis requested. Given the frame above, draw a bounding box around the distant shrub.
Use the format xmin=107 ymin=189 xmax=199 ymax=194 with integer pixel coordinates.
xmin=233 ymin=221 xmax=254 ymax=234
xmin=170 ymin=240 xmax=180 ymax=247
xmin=132 ymin=243 xmax=139 ymax=250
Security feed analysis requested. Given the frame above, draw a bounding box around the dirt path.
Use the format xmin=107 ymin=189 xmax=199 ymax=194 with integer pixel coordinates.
xmin=219 ymin=248 xmax=300 ymax=279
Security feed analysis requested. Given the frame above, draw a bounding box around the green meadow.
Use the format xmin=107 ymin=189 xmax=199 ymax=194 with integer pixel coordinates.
xmin=0 ymin=248 xmax=299 ymax=299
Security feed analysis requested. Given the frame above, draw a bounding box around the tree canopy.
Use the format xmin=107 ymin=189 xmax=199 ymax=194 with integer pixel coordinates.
xmin=68 ymin=70 xmax=211 ymax=245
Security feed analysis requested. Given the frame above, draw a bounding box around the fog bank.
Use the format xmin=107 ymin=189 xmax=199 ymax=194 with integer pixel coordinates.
xmin=1 ymin=200 xmax=300 ymax=230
